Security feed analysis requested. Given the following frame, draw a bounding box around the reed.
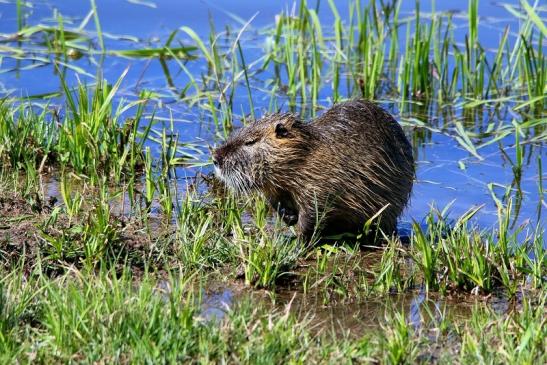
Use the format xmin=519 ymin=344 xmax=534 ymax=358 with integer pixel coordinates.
xmin=89 ymin=0 xmax=104 ymax=51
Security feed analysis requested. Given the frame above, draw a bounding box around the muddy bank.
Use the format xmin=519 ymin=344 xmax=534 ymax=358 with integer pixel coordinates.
xmin=0 ymin=190 xmax=172 ymax=276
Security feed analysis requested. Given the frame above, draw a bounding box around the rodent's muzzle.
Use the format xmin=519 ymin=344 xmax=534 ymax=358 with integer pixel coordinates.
xmin=212 ymin=143 xmax=234 ymax=170
xmin=212 ymin=141 xmax=237 ymax=169
xmin=211 ymin=148 xmax=225 ymax=180
xmin=211 ymin=148 xmax=223 ymax=168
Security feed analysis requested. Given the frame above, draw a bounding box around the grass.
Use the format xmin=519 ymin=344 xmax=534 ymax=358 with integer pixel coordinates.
xmin=0 ymin=265 xmax=544 ymax=364
xmin=0 ymin=76 xmax=154 ymax=182
xmin=459 ymin=294 xmax=546 ymax=364
xmin=1 ymin=150 xmax=542 ymax=293
xmin=0 ymin=0 xmax=546 ymax=362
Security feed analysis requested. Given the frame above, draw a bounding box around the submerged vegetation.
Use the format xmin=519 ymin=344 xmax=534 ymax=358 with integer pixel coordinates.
xmin=0 ymin=0 xmax=545 ymax=363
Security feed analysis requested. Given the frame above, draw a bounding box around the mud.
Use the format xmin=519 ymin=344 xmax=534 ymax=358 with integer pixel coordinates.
xmin=0 ymin=190 xmax=172 ymax=276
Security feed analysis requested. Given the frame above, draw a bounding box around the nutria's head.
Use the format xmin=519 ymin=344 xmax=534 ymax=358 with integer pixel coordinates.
xmin=212 ymin=113 xmax=314 ymax=194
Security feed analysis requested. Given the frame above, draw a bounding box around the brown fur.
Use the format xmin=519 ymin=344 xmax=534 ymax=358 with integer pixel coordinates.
xmin=212 ymin=100 xmax=414 ymax=241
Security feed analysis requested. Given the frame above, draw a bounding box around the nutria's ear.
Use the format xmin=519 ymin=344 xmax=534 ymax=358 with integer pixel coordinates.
xmin=275 ymin=123 xmax=289 ymax=138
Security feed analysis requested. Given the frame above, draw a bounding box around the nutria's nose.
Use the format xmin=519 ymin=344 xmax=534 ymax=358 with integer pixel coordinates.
xmin=212 ymin=148 xmax=223 ymax=167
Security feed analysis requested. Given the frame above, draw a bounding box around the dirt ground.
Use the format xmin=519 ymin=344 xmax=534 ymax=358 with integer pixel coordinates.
xmin=0 ymin=191 xmax=171 ymax=277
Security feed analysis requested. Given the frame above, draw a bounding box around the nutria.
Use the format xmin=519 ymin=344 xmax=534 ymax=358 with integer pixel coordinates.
xmin=212 ymin=99 xmax=414 ymax=241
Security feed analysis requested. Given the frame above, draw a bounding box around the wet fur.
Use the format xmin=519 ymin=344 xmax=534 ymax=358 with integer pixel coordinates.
xmin=213 ymin=100 xmax=414 ymax=241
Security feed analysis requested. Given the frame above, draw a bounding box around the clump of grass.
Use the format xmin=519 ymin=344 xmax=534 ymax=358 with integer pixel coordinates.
xmin=459 ymin=295 xmax=546 ymax=364
xmin=59 ymin=171 xmax=83 ymax=220
xmin=302 ymin=244 xmax=371 ymax=303
xmin=0 ymin=100 xmax=55 ymax=170
xmin=0 ymin=270 xmax=42 ymax=361
xmin=39 ymin=179 xmax=121 ymax=268
xmin=234 ymin=197 xmax=307 ymax=288
xmin=372 ymin=238 xmax=411 ymax=293
xmin=408 ymin=203 xmax=544 ymax=295
xmin=57 ymin=71 xmax=154 ymax=179
xmin=174 ymin=188 xmax=235 ymax=270
xmin=380 ymin=310 xmax=418 ymax=364
xmin=0 ymin=73 xmax=154 ymax=183
xmin=261 ymin=1 xmax=327 ymax=110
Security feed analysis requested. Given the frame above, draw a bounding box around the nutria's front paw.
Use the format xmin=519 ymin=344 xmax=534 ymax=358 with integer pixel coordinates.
xmin=278 ymin=207 xmax=298 ymax=226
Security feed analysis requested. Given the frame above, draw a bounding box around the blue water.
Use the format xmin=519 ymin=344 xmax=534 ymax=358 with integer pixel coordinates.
xmin=0 ymin=0 xmax=544 ymax=236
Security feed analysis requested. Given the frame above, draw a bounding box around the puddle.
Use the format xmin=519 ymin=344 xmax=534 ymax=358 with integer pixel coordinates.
xmin=157 ymin=275 xmax=520 ymax=338
xmin=151 ymin=249 xmax=529 ymax=336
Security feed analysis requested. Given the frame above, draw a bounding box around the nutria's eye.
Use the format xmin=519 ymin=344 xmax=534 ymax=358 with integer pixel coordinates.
xmin=275 ymin=123 xmax=289 ymax=138
xmin=244 ymin=139 xmax=258 ymax=146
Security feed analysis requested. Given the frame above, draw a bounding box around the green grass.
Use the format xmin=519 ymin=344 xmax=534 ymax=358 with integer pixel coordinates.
xmin=0 ymin=265 xmax=544 ymax=364
xmin=0 ymin=77 xmax=154 ymax=182
xmin=0 ymin=86 xmax=545 ymax=361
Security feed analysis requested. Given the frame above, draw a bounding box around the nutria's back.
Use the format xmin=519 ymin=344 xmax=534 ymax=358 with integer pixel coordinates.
xmin=213 ymin=99 xmax=414 ymax=241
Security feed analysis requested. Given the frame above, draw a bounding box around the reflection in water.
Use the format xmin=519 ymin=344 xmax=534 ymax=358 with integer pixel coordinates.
xmin=200 ymin=289 xmax=234 ymax=322
xmin=408 ymin=290 xmax=426 ymax=330
xmin=187 ymin=280 xmax=507 ymax=337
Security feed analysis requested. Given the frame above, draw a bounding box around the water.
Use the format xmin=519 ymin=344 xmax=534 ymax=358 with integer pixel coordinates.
xmin=1 ymin=3 xmax=544 ymax=219
xmin=1 ymin=0 xmax=543 ymax=227
xmin=157 ymin=253 xmax=517 ymax=338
